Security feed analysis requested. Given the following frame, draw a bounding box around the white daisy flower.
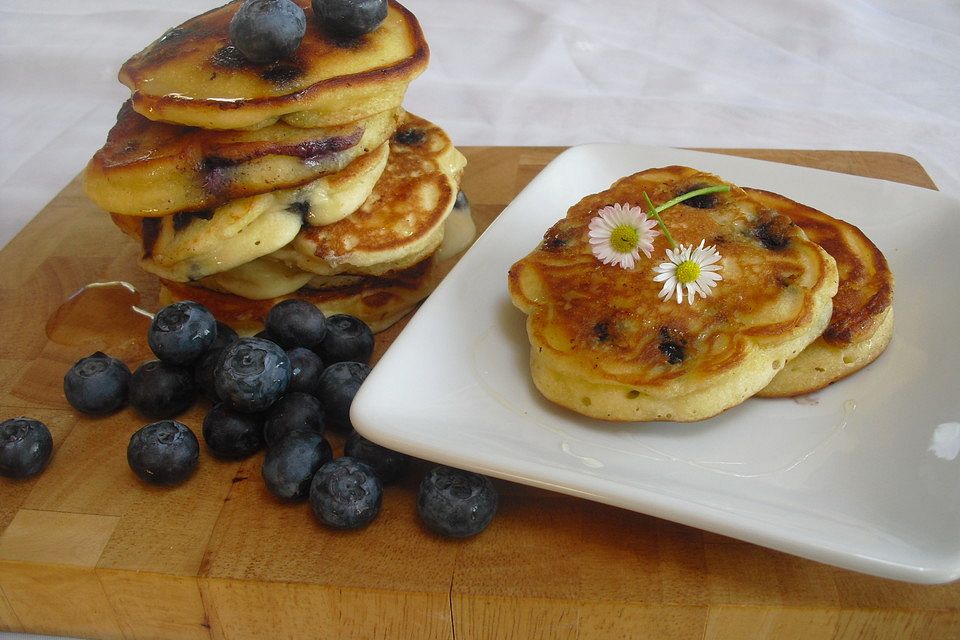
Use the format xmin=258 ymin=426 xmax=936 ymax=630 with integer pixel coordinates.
xmin=652 ymin=240 xmax=723 ymax=304
xmin=587 ymin=203 xmax=660 ymax=269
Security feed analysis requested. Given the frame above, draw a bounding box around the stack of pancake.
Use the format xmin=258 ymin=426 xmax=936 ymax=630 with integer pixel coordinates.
xmin=509 ymin=166 xmax=894 ymax=421
xmin=84 ymin=0 xmax=468 ymax=334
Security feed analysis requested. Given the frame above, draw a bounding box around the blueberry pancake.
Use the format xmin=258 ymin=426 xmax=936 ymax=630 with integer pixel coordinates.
xmin=108 ymin=141 xmax=392 ymax=283
xmin=159 ymin=256 xmax=442 ymax=334
xmin=747 ymin=189 xmax=894 ymax=397
xmin=507 ymin=166 xmax=839 ymax=422
xmin=85 ymin=102 xmax=399 ymax=217
xmin=119 ymin=0 xmax=428 ymax=130
xmin=281 ymin=112 xmax=465 ymax=277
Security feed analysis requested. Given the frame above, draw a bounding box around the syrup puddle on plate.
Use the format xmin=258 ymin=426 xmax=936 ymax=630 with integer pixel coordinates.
xmin=46 ymin=281 xmax=154 ymax=359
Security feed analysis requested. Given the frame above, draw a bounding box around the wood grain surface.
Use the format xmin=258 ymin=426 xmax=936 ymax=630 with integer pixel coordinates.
xmin=1 ymin=148 xmax=957 ymax=640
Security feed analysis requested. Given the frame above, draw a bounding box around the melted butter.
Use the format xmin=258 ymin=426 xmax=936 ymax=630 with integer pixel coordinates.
xmin=436 ymin=194 xmax=476 ymax=262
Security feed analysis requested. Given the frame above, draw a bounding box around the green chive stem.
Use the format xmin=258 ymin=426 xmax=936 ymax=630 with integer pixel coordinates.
xmin=655 ymin=185 xmax=731 ymax=213
xmin=643 ymin=191 xmax=676 ymax=249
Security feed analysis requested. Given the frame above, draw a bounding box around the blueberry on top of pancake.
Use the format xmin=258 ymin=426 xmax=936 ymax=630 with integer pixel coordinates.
xmin=119 ymin=0 xmax=428 ymax=130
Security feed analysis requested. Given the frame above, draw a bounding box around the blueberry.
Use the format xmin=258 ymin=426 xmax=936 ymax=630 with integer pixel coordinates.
xmin=316 ymin=361 xmax=370 ymax=430
xmin=214 ymin=337 xmax=291 ymax=413
xmin=129 ymin=360 xmax=196 ymax=419
xmin=317 ymin=314 xmax=373 ymax=365
xmin=148 ymin=301 xmax=218 ymax=365
xmin=0 ymin=418 xmax=53 ymax=479
xmin=312 ymin=0 xmax=387 ymax=37
xmin=127 ymin=420 xmax=199 ymax=486
xmin=263 ymin=392 xmax=325 ymax=447
xmin=194 ymin=348 xmax=225 ymax=401
xmin=309 ymin=457 xmax=381 ymax=529
xmin=265 ymin=299 xmax=327 ymax=349
xmin=202 ymin=403 xmax=265 ymax=459
xmin=210 ymin=322 xmax=239 ymax=352
xmin=262 ymin=431 xmax=332 ymax=500
xmin=344 ymin=430 xmax=409 ymax=484
xmin=417 ymin=466 xmax=498 ymax=538
xmin=454 ymin=190 xmax=469 ymax=211
xmin=286 ymin=347 xmax=324 ymax=396
xmin=230 ymin=0 xmax=307 ymax=65
xmin=63 ymin=351 xmax=131 ymax=415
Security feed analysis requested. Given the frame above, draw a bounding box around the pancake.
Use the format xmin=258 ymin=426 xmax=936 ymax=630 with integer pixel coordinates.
xmin=281 ymin=112 xmax=465 ymax=277
xmin=747 ymin=189 xmax=894 ymax=397
xmin=84 ymin=102 xmax=399 ymax=217
xmin=119 ymin=0 xmax=428 ymax=130
xmin=159 ymin=256 xmax=442 ymax=334
xmin=200 ymin=255 xmax=316 ymax=300
xmin=108 ymin=140 xmax=384 ymax=284
xmin=508 ymin=166 xmax=839 ymax=422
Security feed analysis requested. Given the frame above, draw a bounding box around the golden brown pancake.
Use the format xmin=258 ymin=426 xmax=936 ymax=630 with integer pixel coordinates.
xmin=508 ymin=166 xmax=839 ymax=422
xmin=84 ymin=102 xmax=399 ymax=217
xmin=119 ymin=0 xmax=428 ymax=130
xmin=159 ymin=256 xmax=441 ymax=334
xmin=281 ymin=112 xmax=465 ymax=276
xmin=747 ymin=189 xmax=895 ymax=397
xmin=107 ymin=142 xmax=392 ymax=283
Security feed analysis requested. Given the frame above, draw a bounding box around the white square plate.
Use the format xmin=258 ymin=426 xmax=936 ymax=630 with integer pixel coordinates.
xmin=351 ymin=145 xmax=960 ymax=584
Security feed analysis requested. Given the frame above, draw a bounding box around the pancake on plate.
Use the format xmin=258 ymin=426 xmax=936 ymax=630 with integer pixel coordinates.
xmin=747 ymin=189 xmax=895 ymax=397
xmin=119 ymin=0 xmax=428 ymax=130
xmin=508 ymin=166 xmax=839 ymax=422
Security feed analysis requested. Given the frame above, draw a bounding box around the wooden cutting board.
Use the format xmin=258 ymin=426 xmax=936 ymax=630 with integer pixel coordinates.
xmin=1 ymin=148 xmax=957 ymax=640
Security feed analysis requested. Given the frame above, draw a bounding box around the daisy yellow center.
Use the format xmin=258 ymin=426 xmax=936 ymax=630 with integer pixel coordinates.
xmin=610 ymin=225 xmax=639 ymax=253
xmin=675 ymin=260 xmax=701 ymax=284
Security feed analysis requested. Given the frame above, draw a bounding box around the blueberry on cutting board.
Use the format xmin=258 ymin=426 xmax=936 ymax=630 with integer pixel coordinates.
xmin=316 ymin=361 xmax=370 ymax=430
xmin=265 ymin=299 xmax=327 ymax=350
xmin=317 ymin=314 xmax=373 ymax=365
xmin=344 ymin=429 xmax=409 ymax=484
xmin=127 ymin=420 xmax=199 ymax=486
xmin=417 ymin=466 xmax=498 ymax=538
xmin=129 ymin=360 xmax=197 ymax=419
xmin=262 ymin=431 xmax=333 ymax=500
xmin=214 ymin=337 xmax=291 ymax=413
xmin=263 ymin=392 xmax=326 ymax=447
xmin=0 ymin=417 xmax=53 ymax=479
xmin=63 ymin=351 xmax=131 ymax=415
xmin=202 ymin=403 xmax=265 ymax=459
xmin=309 ymin=457 xmax=382 ymax=529
xmin=147 ymin=301 xmax=217 ymax=365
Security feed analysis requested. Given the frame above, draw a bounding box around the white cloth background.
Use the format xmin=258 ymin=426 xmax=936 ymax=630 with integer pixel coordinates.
xmin=1 ymin=0 xmax=958 ymax=252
